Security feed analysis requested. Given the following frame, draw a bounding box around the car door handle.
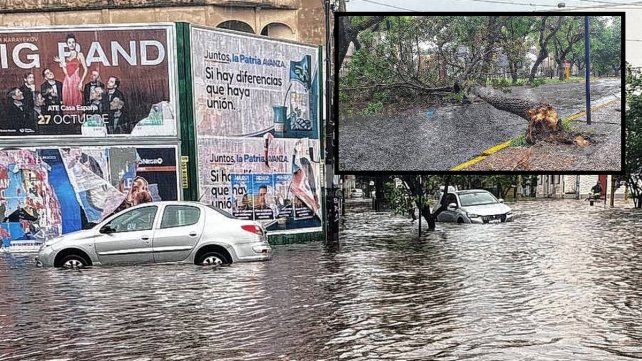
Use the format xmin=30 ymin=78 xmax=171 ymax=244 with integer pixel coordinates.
xmin=141 ymin=236 xmax=150 ymax=241
xmin=188 ymin=232 xmax=197 ymax=237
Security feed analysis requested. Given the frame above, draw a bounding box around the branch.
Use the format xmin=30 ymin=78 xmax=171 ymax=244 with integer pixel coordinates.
xmin=341 ymin=83 xmax=454 ymax=92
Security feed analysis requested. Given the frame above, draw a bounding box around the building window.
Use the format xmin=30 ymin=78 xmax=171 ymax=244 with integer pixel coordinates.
xmin=217 ymin=20 xmax=254 ymax=34
xmin=260 ymin=23 xmax=295 ymax=40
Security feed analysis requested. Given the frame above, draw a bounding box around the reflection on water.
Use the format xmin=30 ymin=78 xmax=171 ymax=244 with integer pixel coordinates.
xmin=1 ymin=199 xmax=641 ymax=360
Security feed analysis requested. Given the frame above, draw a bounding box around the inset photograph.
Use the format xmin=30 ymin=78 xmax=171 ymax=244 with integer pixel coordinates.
xmin=336 ymin=14 xmax=623 ymax=172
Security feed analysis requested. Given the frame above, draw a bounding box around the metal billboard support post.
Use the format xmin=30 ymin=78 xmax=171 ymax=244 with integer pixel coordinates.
xmin=584 ymin=16 xmax=592 ymax=125
xmin=418 ymin=176 xmax=422 ymax=237
xmin=324 ymin=0 xmax=339 ymax=246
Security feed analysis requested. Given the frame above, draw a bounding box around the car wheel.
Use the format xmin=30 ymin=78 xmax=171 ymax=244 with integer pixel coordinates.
xmin=198 ymin=252 xmax=229 ymax=266
xmin=60 ymin=254 xmax=88 ymax=269
xmin=457 ymin=218 xmax=464 ymax=224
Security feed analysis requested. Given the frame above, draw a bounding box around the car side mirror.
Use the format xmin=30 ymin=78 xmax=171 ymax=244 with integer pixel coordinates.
xmin=498 ymin=198 xmax=504 ymax=203
xmin=447 ymin=202 xmax=457 ymax=210
xmin=100 ymin=225 xmax=115 ymax=234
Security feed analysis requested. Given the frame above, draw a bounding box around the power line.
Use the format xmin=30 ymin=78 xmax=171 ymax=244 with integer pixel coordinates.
xmin=551 ymin=0 xmax=642 ymax=10
xmin=351 ymin=0 xmax=421 ymax=11
xmin=352 ymin=0 xmax=553 ymax=10
xmin=352 ymin=0 xmax=642 ymax=11
xmin=578 ymin=0 xmax=631 ymax=5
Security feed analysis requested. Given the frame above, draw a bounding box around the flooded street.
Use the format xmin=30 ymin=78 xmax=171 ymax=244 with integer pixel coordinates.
xmin=1 ymin=199 xmax=642 ymax=360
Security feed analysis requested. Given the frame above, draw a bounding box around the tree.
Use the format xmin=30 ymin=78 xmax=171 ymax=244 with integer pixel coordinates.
xmin=552 ymin=16 xmax=584 ymax=80
xmin=499 ymin=16 xmax=535 ymax=84
xmin=590 ymin=16 xmax=621 ymax=77
xmin=337 ymin=15 xmax=385 ymax=70
xmin=625 ymin=65 xmax=642 ymax=208
xmin=528 ymin=16 xmax=564 ymax=84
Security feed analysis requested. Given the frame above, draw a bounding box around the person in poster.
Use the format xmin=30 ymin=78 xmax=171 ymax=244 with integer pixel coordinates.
xmin=6 ymin=88 xmax=36 ymax=134
xmin=289 ymin=139 xmax=320 ymax=218
xmin=19 ymin=73 xmax=37 ymax=111
xmin=41 ymin=67 xmax=63 ymax=118
xmin=83 ymin=69 xmax=104 ymax=106
xmin=33 ymin=92 xmax=45 ymax=122
xmin=103 ymin=76 xmax=124 ymax=108
xmin=53 ymin=33 xmax=88 ymax=108
xmin=109 ymin=97 xmax=130 ymax=134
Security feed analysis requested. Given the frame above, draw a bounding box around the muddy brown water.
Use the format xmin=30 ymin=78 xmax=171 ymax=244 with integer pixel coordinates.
xmin=1 ymin=199 xmax=640 ymax=360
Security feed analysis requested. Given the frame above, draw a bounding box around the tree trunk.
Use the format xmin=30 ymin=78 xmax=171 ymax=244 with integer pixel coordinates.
xmin=471 ymin=86 xmax=561 ymax=144
xmin=528 ymin=51 xmax=548 ymax=84
xmin=401 ymin=175 xmax=436 ymax=231
xmin=510 ymin=62 xmax=518 ymax=84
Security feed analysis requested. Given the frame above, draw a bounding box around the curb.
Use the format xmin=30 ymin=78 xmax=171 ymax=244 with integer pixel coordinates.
xmin=450 ymin=97 xmax=621 ymax=171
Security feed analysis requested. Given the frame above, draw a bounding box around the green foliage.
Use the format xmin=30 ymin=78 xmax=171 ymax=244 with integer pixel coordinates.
xmin=511 ymin=134 xmax=528 ymax=147
xmin=361 ymin=101 xmax=384 ymax=116
xmin=530 ymin=78 xmax=546 ymax=87
xmin=626 ymin=65 xmax=642 ymax=174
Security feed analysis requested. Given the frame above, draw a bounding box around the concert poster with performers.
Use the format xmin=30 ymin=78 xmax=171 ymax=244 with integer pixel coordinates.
xmin=0 ymin=25 xmax=177 ymax=137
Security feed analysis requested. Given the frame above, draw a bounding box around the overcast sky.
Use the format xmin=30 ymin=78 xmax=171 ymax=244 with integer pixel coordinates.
xmin=345 ymin=0 xmax=641 ymax=66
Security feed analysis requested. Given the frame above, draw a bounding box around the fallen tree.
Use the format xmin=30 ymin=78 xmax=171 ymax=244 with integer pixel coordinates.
xmin=469 ymin=85 xmax=588 ymax=145
xmin=470 ymin=86 xmax=560 ymax=144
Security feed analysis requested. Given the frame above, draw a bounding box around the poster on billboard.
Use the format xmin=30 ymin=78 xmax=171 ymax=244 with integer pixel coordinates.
xmin=0 ymin=24 xmax=178 ymax=137
xmin=191 ymin=27 xmax=320 ymax=140
xmin=190 ymin=25 xmax=322 ymax=233
xmin=197 ymin=136 xmax=322 ymax=232
xmin=0 ymin=145 xmax=178 ymax=252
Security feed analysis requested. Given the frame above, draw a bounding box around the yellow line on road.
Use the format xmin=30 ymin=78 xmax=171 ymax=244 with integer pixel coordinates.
xmin=450 ymin=97 xmax=621 ymax=171
xmin=562 ymin=97 xmax=620 ymax=124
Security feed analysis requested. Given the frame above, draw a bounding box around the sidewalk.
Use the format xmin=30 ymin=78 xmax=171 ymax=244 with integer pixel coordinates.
xmin=462 ymin=98 xmax=622 ymax=171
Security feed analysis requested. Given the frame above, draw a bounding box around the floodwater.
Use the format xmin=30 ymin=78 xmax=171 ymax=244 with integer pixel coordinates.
xmin=1 ymin=199 xmax=641 ymax=360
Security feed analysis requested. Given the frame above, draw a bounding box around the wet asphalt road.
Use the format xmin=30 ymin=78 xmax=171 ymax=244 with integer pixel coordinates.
xmin=338 ymin=78 xmax=622 ymax=172
xmin=1 ymin=198 xmax=641 ymax=360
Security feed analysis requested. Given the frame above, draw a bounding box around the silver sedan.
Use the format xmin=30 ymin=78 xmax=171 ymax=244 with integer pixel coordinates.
xmin=436 ymin=190 xmax=513 ymax=224
xmin=36 ymin=201 xmax=272 ymax=268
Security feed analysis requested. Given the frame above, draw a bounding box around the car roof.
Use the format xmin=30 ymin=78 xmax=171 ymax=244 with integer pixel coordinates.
xmin=454 ymin=190 xmax=492 ymax=194
xmin=125 ymin=201 xmax=210 ymax=210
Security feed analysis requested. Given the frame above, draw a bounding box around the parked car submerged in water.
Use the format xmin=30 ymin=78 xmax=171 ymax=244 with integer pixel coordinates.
xmin=36 ymin=202 xmax=272 ymax=269
xmin=436 ymin=190 xmax=513 ymax=224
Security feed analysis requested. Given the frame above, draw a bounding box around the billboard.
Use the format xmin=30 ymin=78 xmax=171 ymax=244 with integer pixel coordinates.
xmin=0 ymin=24 xmax=178 ymax=137
xmin=191 ymin=26 xmax=322 ymax=232
xmin=0 ymin=145 xmax=179 ymax=252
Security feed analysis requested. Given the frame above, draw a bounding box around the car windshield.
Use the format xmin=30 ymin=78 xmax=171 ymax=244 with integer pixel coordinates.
xmin=458 ymin=192 xmax=498 ymax=207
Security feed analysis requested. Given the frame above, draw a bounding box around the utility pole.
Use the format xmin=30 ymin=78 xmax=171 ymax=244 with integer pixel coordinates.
xmin=610 ymin=176 xmax=616 ymax=207
xmin=324 ymin=0 xmax=339 ymax=245
xmin=584 ymin=16 xmax=592 ymax=125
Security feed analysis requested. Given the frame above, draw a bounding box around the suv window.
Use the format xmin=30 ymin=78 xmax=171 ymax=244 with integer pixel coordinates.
xmin=106 ymin=206 xmax=157 ymax=233
xmin=161 ymin=205 xmax=201 ymax=229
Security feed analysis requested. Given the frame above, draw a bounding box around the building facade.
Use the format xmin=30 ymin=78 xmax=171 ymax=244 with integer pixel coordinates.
xmin=536 ymin=175 xmax=627 ymax=199
xmin=0 ymin=0 xmax=324 ymax=45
